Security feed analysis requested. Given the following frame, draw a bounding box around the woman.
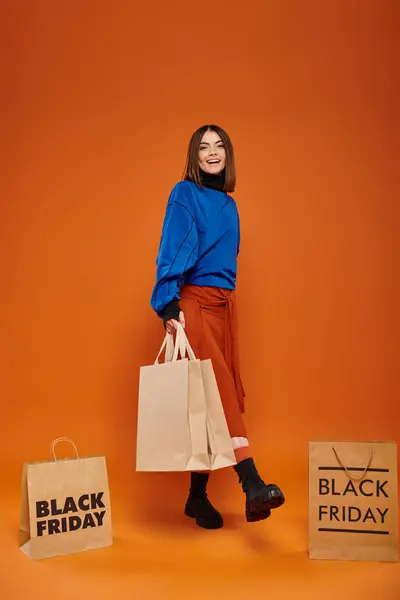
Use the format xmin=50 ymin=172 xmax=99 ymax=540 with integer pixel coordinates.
xmin=151 ymin=124 xmax=285 ymax=529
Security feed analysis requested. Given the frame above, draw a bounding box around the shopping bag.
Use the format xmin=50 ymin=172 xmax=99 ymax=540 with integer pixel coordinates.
xmin=19 ymin=438 xmax=113 ymax=560
xmin=136 ymin=328 xmax=211 ymax=471
xmin=175 ymin=324 xmax=237 ymax=470
xmin=201 ymin=359 xmax=237 ymax=470
xmin=309 ymin=440 xmax=398 ymax=562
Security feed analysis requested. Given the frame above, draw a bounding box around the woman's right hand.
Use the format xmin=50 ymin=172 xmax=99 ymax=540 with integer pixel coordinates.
xmin=165 ymin=310 xmax=186 ymax=335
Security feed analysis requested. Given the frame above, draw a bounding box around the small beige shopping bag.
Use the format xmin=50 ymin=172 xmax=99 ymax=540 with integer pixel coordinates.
xmin=20 ymin=438 xmax=113 ymax=560
xmin=201 ymin=358 xmax=238 ymax=470
xmin=309 ymin=440 xmax=398 ymax=562
xmin=175 ymin=324 xmax=237 ymax=470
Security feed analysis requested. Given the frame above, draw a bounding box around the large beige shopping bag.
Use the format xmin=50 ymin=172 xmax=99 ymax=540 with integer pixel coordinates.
xmin=20 ymin=438 xmax=113 ymax=560
xmin=136 ymin=325 xmax=236 ymax=471
xmin=309 ymin=441 xmax=398 ymax=562
xmin=136 ymin=327 xmax=210 ymax=471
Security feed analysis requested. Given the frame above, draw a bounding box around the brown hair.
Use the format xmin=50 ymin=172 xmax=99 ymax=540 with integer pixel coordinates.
xmin=183 ymin=124 xmax=236 ymax=193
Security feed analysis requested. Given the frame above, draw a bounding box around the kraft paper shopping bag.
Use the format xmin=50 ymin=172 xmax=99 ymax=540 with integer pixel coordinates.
xmin=136 ymin=328 xmax=211 ymax=471
xmin=201 ymin=359 xmax=237 ymax=470
xmin=309 ymin=440 xmax=398 ymax=562
xmin=175 ymin=324 xmax=236 ymax=470
xmin=20 ymin=438 xmax=113 ymax=560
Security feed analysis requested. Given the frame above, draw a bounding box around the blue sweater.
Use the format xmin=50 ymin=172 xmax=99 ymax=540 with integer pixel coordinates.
xmin=151 ymin=180 xmax=240 ymax=316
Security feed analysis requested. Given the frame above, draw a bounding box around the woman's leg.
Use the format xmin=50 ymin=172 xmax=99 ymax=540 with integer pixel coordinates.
xmin=184 ymin=472 xmax=223 ymax=529
xmin=180 ymin=291 xmax=285 ymax=523
xmin=231 ymin=436 xmax=252 ymax=462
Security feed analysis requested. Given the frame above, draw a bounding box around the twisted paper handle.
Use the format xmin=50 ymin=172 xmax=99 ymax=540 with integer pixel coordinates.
xmin=154 ymin=332 xmax=175 ymax=364
xmin=332 ymin=445 xmax=373 ymax=481
xmin=172 ymin=323 xmax=197 ymax=361
xmin=51 ymin=437 xmax=80 ymax=461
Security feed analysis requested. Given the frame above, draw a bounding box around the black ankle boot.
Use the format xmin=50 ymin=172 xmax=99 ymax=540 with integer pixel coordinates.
xmin=184 ymin=472 xmax=223 ymax=530
xmin=234 ymin=458 xmax=285 ymax=521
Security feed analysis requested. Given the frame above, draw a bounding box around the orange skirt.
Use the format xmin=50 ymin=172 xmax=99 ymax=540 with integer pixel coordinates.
xmin=179 ymin=284 xmax=247 ymax=438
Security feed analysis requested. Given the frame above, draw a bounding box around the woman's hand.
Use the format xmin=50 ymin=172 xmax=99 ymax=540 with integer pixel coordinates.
xmin=165 ymin=311 xmax=185 ymax=335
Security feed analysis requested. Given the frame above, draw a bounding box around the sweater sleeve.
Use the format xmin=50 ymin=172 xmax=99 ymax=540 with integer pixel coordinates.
xmin=236 ymin=204 xmax=241 ymax=255
xmin=150 ymin=183 xmax=199 ymax=316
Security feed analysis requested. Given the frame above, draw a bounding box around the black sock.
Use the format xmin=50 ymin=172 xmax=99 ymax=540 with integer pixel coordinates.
xmin=189 ymin=472 xmax=210 ymax=498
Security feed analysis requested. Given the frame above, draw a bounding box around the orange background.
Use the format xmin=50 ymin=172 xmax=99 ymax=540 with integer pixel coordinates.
xmin=1 ymin=1 xmax=399 ymax=598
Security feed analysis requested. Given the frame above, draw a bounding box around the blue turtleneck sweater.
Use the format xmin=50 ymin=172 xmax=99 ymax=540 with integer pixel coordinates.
xmin=151 ymin=180 xmax=240 ymax=316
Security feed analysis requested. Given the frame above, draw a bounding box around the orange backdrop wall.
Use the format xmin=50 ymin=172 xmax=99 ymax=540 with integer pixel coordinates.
xmin=1 ymin=0 xmax=399 ymax=512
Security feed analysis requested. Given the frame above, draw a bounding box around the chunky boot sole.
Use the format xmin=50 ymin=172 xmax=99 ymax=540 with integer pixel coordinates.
xmin=184 ymin=505 xmax=223 ymax=529
xmin=246 ymin=484 xmax=285 ymax=516
xmin=246 ymin=508 xmax=271 ymax=523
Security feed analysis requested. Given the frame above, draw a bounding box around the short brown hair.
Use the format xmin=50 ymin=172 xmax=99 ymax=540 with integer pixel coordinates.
xmin=182 ymin=124 xmax=236 ymax=193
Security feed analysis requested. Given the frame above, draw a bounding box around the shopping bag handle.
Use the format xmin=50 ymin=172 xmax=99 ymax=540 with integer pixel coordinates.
xmin=51 ymin=437 xmax=80 ymax=461
xmin=172 ymin=323 xmax=197 ymax=361
xmin=332 ymin=445 xmax=373 ymax=481
xmin=153 ymin=324 xmax=197 ymax=364
xmin=154 ymin=332 xmax=174 ymax=364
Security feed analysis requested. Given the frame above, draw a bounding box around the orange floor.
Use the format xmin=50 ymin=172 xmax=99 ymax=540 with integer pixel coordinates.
xmin=1 ymin=465 xmax=399 ymax=600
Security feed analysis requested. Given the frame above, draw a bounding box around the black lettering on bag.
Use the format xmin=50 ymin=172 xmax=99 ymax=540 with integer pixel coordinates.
xmin=317 ymin=464 xmax=392 ymax=534
xmin=69 ymin=516 xmax=81 ymax=531
xmin=82 ymin=513 xmax=96 ymax=529
xmin=343 ymin=480 xmax=358 ymax=496
xmin=94 ymin=511 xmax=105 ymax=526
xmin=34 ymin=491 xmax=107 ymax=536
xmin=36 ymin=501 xmax=50 ymax=518
xmin=362 ymin=508 xmax=377 ymax=523
xmin=48 ymin=519 xmax=61 ymax=534
xmin=377 ymin=508 xmax=389 ymax=523
xmin=331 ymin=480 xmax=340 ymax=495
xmin=37 ymin=520 xmax=47 ymax=536
xmin=359 ymin=479 xmax=373 ymax=497
xmin=78 ymin=494 xmax=90 ymax=511
xmin=319 ymin=479 xmax=343 ymax=495
xmin=50 ymin=499 xmax=63 ymax=515
xmin=91 ymin=492 xmax=105 ymax=509
xmin=377 ymin=481 xmax=389 ymax=498
xmin=63 ymin=497 xmax=78 ymax=513
xmin=61 ymin=517 xmax=68 ymax=533
xmin=348 ymin=507 xmax=361 ymax=522
xmin=319 ymin=505 xmax=328 ymax=520
xmin=319 ymin=479 xmax=330 ymax=495
xmin=330 ymin=506 xmax=340 ymax=521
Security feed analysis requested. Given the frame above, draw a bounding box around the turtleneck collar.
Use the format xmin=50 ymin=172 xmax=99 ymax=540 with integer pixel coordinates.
xmin=199 ymin=168 xmax=226 ymax=192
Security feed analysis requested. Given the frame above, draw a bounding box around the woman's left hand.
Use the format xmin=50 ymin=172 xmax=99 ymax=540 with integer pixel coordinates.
xmin=165 ymin=310 xmax=185 ymax=335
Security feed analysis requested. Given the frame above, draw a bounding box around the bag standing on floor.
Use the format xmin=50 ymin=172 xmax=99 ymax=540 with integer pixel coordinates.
xmin=309 ymin=440 xmax=398 ymax=562
xmin=20 ymin=437 xmax=113 ymax=560
xmin=136 ymin=324 xmax=236 ymax=472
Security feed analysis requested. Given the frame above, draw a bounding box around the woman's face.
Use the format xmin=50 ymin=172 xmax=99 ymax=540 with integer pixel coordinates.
xmin=198 ymin=130 xmax=226 ymax=175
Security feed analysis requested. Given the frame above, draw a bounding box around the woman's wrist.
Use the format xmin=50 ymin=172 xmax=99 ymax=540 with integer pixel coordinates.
xmin=159 ymin=299 xmax=181 ymax=326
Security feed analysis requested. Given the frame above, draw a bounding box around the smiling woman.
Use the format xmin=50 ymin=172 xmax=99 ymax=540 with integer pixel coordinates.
xmin=199 ymin=130 xmax=226 ymax=173
xmin=183 ymin=125 xmax=236 ymax=193
xmin=149 ymin=124 xmax=285 ymax=530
